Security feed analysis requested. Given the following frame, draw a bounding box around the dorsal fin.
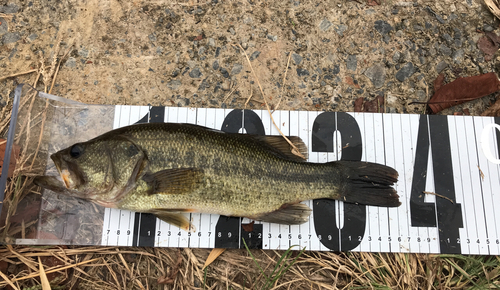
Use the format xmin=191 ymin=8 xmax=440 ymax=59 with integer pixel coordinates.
xmin=253 ymin=135 xmax=308 ymax=161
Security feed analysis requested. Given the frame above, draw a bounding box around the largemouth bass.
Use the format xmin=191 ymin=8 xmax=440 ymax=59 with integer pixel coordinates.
xmin=34 ymin=123 xmax=400 ymax=231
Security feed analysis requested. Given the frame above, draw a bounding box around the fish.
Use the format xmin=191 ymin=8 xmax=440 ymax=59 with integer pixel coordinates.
xmin=34 ymin=122 xmax=400 ymax=232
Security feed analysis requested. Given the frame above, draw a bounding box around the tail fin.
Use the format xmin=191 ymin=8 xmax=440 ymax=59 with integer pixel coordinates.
xmin=337 ymin=161 xmax=401 ymax=207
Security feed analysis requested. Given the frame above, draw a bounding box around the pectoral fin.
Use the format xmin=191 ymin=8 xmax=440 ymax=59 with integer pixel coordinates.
xmin=143 ymin=168 xmax=204 ymax=195
xmin=249 ymin=203 xmax=312 ymax=225
xmin=154 ymin=211 xmax=196 ymax=232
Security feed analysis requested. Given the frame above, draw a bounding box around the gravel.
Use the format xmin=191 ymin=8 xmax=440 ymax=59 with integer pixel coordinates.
xmin=395 ymin=62 xmax=415 ymax=82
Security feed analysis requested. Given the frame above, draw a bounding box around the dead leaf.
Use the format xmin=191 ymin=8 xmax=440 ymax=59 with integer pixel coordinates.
xmin=482 ymin=97 xmax=500 ymax=116
xmin=367 ymin=0 xmax=380 ymax=6
xmin=39 ymin=256 xmax=67 ymax=284
xmin=203 ymin=248 xmax=226 ymax=270
xmin=428 ymin=72 xmax=500 ymax=113
xmin=354 ymin=97 xmax=364 ymax=112
xmin=241 ymin=221 xmax=255 ymax=232
xmin=354 ymin=96 xmax=384 ymax=113
xmin=0 ymin=139 xmax=21 ymax=178
xmin=434 ymin=73 xmax=445 ymax=91
xmin=477 ymin=32 xmax=500 ymax=61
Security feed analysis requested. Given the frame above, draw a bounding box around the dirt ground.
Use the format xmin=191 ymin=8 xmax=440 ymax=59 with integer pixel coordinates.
xmin=1 ymin=0 xmax=500 ymax=289
xmin=1 ymin=0 xmax=499 ymax=115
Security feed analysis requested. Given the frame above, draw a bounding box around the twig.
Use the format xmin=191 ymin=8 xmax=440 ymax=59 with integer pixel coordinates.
xmin=423 ymin=191 xmax=454 ymax=204
xmin=0 ymin=69 xmax=38 ymax=81
xmin=232 ymin=43 xmax=305 ymax=159
xmin=38 ymin=256 xmax=51 ymax=290
xmin=222 ymin=83 xmax=236 ymax=103
xmin=409 ymin=97 xmax=491 ymax=105
xmin=477 ymin=165 xmax=485 ymax=181
xmin=49 ymin=41 xmax=73 ymax=95
xmin=0 ymin=13 xmax=14 ymax=19
xmin=29 ymin=43 xmax=72 ymax=171
xmin=0 ymin=270 xmax=19 ymax=290
xmin=274 ymin=52 xmax=292 ymax=112
xmin=244 ymin=90 xmax=253 ymax=108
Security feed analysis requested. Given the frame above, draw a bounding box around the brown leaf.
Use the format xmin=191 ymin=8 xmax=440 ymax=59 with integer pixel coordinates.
xmin=428 ymin=72 xmax=500 ymax=113
xmin=478 ymin=33 xmax=500 ymax=61
xmin=0 ymin=260 xmax=8 ymax=273
xmin=482 ymin=97 xmax=500 ymax=116
xmin=40 ymin=256 xmax=67 ymax=284
xmin=354 ymin=97 xmax=364 ymax=112
xmin=434 ymin=73 xmax=445 ymax=91
xmin=354 ymin=96 xmax=384 ymax=113
xmin=203 ymin=248 xmax=225 ymax=270
xmin=241 ymin=220 xmax=255 ymax=232
xmin=0 ymin=139 xmax=21 ymax=178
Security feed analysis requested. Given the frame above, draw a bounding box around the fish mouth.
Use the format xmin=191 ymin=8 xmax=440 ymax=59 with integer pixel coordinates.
xmin=50 ymin=153 xmax=84 ymax=189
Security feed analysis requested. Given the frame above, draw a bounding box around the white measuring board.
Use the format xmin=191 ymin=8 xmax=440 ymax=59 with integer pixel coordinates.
xmin=100 ymin=105 xmax=500 ymax=254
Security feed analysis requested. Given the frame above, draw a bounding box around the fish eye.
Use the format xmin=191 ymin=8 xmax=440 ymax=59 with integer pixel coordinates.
xmin=70 ymin=144 xmax=84 ymax=158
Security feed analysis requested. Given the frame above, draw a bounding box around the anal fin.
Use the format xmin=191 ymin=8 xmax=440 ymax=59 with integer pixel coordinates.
xmin=153 ymin=211 xmax=196 ymax=232
xmin=249 ymin=203 xmax=312 ymax=225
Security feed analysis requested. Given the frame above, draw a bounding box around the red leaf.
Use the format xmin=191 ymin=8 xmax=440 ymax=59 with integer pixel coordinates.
xmin=0 ymin=139 xmax=21 ymax=178
xmin=434 ymin=73 xmax=445 ymax=91
xmin=428 ymin=72 xmax=500 ymax=113
xmin=242 ymin=221 xmax=255 ymax=232
xmin=354 ymin=96 xmax=384 ymax=113
xmin=354 ymin=97 xmax=364 ymax=112
xmin=477 ymin=33 xmax=500 ymax=61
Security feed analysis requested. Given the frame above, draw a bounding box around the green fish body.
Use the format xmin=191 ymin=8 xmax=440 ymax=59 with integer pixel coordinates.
xmin=34 ymin=123 xmax=400 ymax=231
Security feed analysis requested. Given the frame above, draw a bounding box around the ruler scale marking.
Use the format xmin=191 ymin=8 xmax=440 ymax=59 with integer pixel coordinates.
xmin=464 ymin=116 xmax=488 ymax=254
xmin=475 ymin=117 xmax=498 ymax=254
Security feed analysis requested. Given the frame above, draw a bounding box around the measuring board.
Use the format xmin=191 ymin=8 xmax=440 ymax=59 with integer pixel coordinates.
xmin=96 ymin=105 xmax=500 ymax=255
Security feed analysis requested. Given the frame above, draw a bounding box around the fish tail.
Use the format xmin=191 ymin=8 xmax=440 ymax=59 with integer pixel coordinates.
xmin=335 ymin=161 xmax=401 ymax=207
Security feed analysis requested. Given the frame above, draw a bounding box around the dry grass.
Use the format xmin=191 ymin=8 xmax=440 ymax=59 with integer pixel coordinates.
xmin=0 ymin=246 xmax=499 ymax=289
xmin=1 ymin=41 xmax=500 ymax=290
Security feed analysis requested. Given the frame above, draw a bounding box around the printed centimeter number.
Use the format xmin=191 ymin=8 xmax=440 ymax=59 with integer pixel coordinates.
xmin=160 ymin=231 xmax=212 ymax=237
xmin=266 ymin=233 xmax=312 ymax=239
xmin=106 ymin=229 xmax=131 ymax=236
